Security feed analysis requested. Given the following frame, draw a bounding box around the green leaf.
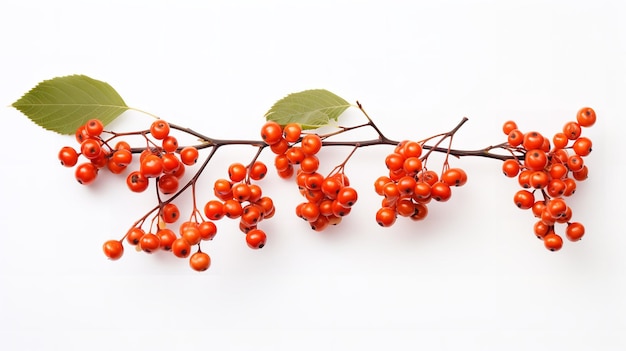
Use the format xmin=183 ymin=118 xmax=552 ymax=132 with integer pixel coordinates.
xmin=265 ymin=89 xmax=351 ymax=129
xmin=12 ymin=75 xmax=128 ymax=135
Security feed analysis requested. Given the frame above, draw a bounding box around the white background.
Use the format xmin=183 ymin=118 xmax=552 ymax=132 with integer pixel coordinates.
xmin=1 ymin=0 xmax=625 ymax=350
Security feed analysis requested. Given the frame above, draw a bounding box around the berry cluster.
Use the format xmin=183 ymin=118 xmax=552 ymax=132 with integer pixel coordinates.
xmin=204 ymin=160 xmax=274 ymax=249
xmin=58 ymin=118 xmax=199 ymax=194
xmin=104 ymin=200 xmax=218 ymax=271
xmin=502 ymin=107 xmax=595 ymax=251
xmin=61 ymin=118 xmax=276 ymax=271
xmin=374 ymin=140 xmax=467 ymax=227
xmin=261 ymin=121 xmax=359 ymax=231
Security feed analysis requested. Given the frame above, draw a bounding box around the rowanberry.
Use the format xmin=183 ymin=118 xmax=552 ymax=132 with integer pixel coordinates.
xmin=374 ymin=176 xmax=392 ymax=196
xmin=546 ymin=198 xmax=568 ymax=218
xmin=548 ymin=163 xmax=568 ymax=180
xmin=441 ymin=168 xmax=467 ymax=187
xmin=115 ymin=141 xmax=131 ymax=151
xmin=204 ymin=200 xmax=225 ymax=220
xmin=576 ymin=107 xmax=596 ymax=127
xmin=402 ymin=141 xmax=423 ymax=158
xmin=140 ymin=154 xmax=163 ymax=178
xmin=331 ymin=200 xmax=351 ymax=217
xmin=277 ymin=164 xmax=294 ymax=179
xmin=299 ymin=202 xmax=319 ymax=222
xmin=385 ymin=153 xmax=405 ymax=172
xmin=543 ymin=232 xmax=563 ymax=251
xmin=376 ymin=207 xmax=397 ymax=227
xmin=418 ymin=170 xmax=438 ymax=186
xmin=532 ymin=200 xmax=546 ymax=218
xmin=139 ymin=233 xmax=160 ymax=253
xmin=274 ymin=154 xmax=290 ymax=172
xmin=111 ymin=149 xmax=133 ymax=167
xmin=249 ymin=161 xmax=268 ymax=180
xmin=260 ymin=121 xmax=283 ymax=145
xmin=90 ymin=151 xmax=109 ymax=169
xmin=430 ymin=182 xmax=452 ymax=202
xmin=552 ymin=132 xmax=569 ymax=149
xmin=241 ymin=205 xmax=263 ymax=227
xmin=80 ymin=138 xmax=103 ymax=160
xmin=58 ymin=146 xmax=79 ymax=167
xmin=107 ymin=159 xmax=126 ymax=174
xmin=214 ymin=178 xmax=233 ymax=197
xmin=502 ymin=120 xmax=518 ymax=135
xmin=75 ymin=124 xmax=90 ymax=143
xmin=502 ymin=159 xmax=520 ymax=177
xmin=282 ymin=123 xmax=302 ymax=143
xmin=396 ymin=176 xmax=417 ymax=196
xmin=567 ymin=155 xmax=584 ymax=172
xmin=524 ymin=150 xmax=548 ymax=171
xmin=528 ymin=171 xmax=549 ymax=189
xmin=573 ymin=137 xmax=592 ymax=157
xmin=126 ymin=227 xmax=145 ymax=246
xmin=232 ymin=183 xmax=252 ymax=202
xmin=513 ymin=189 xmax=535 ymax=209
xmin=158 ymin=174 xmax=179 ymax=194
xmin=402 ymin=157 xmax=423 ymax=175
xmin=198 ymin=221 xmax=217 ymax=241
xmin=310 ymin=216 xmax=330 ymax=232
xmin=304 ymin=172 xmax=324 ymax=191
xmin=563 ymin=121 xmax=582 ymax=140
xmin=85 ymin=119 xmax=104 ymax=137
xmin=126 ymin=171 xmax=149 ymax=193
xmin=522 ymin=131 xmax=544 ymax=150
xmin=181 ymin=226 xmax=202 ymax=246
xmin=246 ymin=229 xmax=267 ymax=249
xmin=102 ymin=240 xmax=124 ymax=260
xmin=161 ymin=135 xmax=179 ymax=153
xmin=248 ymin=184 xmax=263 ymax=203
xmin=161 ymin=153 xmax=181 ymax=174
xmin=413 ymin=182 xmax=431 ymax=201
xmin=171 ymin=237 xmax=192 ymax=258
xmin=228 ymin=163 xmax=247 ymax=182
xmin=156 ymin=228 xmax=177 ymax=251
xmin=410 ymin=203 xmax=428 ymax=221
xmin=565 ymin=222 xmax=585 ymax=241
xmin=286 ymin=146 xmax=305 ymax=165
xmin=572 ymin=166 xmax=588 ymax=181
xmin=179 ymin=146 xmax=199 ymax=165
xmin=300 ymin=155 xmax=320 ymax=174
xmin=161 ymin=203 xmax=180 ymax=223
xmin=533 ymin=221 xmax=550 ymax=239
xmin=562 ymin=178 xmax=577 ymax=196
xmin=395 ymin=198 xmax=415 ymax=217
xmin=301 ymin=134 xmax=322 ymax=155
xmin=270 ymin=138 xmax=290 ymax=155
xmin=189 ymin=251 xmax=211 ymax=271
xmin=507 ymin=129 xmax=524 ymax=147
xmin=223 ymin=199 xmax=243 ymax=219
xmin=336 ymin=187 xmax=358 ymax=207
xmin=75 ymin=162 xmax=99 ymax=185
xmin=546 ymin=178 xmax=566 ymax=197
xmin=150 ymin=119 xmax=170 ymax=140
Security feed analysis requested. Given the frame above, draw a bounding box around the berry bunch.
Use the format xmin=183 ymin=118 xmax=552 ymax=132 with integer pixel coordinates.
xmin=58 ymin=118 xmax=199 ymax=194
xmin=58 ymin=118 xmax=116 ymax=184
xmin=374 ymin=140 xmax=467 ymax=227
xmin=204 ymin=160 xmax=274 ymax=249
xmin=104 ymin=200 xmax=218 ymax=271
xmin=261 ymin=121 xmax=359 ymax=231
xmin=502 ymin=107 xmax=595 ymax=251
